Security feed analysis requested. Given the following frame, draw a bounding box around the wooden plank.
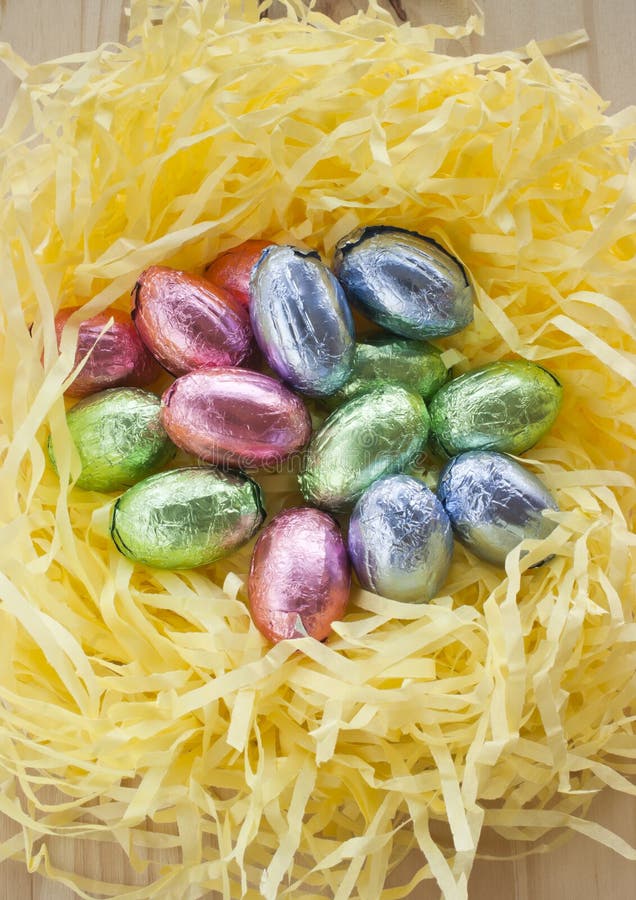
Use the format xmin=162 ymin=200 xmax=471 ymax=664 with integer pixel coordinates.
xmin=0 ymin=1 xmax=634 ymax=897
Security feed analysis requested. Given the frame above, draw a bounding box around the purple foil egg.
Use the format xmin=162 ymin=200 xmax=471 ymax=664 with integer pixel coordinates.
xmin=161 ymin=368 xmax=312 ymax=469
xmin=132 ymin=266 xmax=255 ymax=375
xmin=248 ymin=508 xmax=351 ymax=643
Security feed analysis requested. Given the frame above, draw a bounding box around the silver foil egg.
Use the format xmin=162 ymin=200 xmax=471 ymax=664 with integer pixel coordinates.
xmin=249 ymin=245 xmax=355 ymax=396
xmin=437 ymin=450 xmax=559 ymax=567
xmin=333 ymin=225 xmax=474 ymax=339
xmin=348 ymin=474 xmax=453 ymax=602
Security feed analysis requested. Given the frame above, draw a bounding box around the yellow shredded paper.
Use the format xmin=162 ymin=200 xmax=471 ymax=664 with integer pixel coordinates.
xmin=0 ymin=1 xmax=635 ymax=897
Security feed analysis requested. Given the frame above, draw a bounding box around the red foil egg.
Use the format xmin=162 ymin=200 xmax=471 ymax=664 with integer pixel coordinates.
xmin=205 ymin=239 xmax=274 ymax=307
xmin=55 ymin=306 xmax=161 ymax=398
xmin=248 ymin=508 xmax=351 ymax=643
xmin=161 ymin=367 xmax=312 ymax=469
xmin=132 ymin=266 xmax=254 ymax=376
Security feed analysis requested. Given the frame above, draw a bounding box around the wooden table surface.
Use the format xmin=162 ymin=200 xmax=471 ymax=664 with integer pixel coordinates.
xmin=0 ymin=1 xmax=634 ymax=897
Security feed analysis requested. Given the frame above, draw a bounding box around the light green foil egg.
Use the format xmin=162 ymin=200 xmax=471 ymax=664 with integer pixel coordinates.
xmin=429 ymin=360 xmax=563 ymax=457
xmin=49 ymin=387 xmax=175 ymax=492
xmin=322 ymin=335 xmax=449 ymax=410
xmin=111 ymin=466 xmax=266 ymax=569
xmin=299 ymin=384 xmax=430 ymax=512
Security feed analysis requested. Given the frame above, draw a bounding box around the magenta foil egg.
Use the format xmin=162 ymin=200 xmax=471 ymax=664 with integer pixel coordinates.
xmin=132 ymin=266 xmax=254 ymax=375
xmin=248 ymin=508 xmax=351 ymax=643
xmin=55 ymin=307 xmax=161 ymax=397
xmin=161 ymin=368 xmax=312 ymax=469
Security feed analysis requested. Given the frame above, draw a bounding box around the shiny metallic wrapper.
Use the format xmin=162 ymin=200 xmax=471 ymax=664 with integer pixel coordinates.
xmin=299 ymin=383 xmax=430 ymax=512
xmin=348 ymin=474 xmax=453 ymax=603
xmin=429 ymin=359 xmax=563 ymax=457
xmin=49 ymin=387 xmax=175 ymax=492
xmin=161 ymin=367 xmax=312 ymax=469
xmin=132 ymin=266 xmax=255 ymax=376
xmin=323 ymin=335 xmax=449 ymax=409
xmin=55 ymin=306 xmax=161 ymax=398
xmin=111 ymin=466 xmax=266 ymax=569
xmin=437 ymin=450 xmax=559 ymax=567
xmin=205 ymin=239 xmax=274 ymax=308
xmin=248 ymin=507 xmax=350 ymax=643
xmin=249 ymin=245 xmax=355 ymax=396
xmin=333 ymin=225 xmax=474 ymax=339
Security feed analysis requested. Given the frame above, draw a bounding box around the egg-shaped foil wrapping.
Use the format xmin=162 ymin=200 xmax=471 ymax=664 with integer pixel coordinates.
xmin=205 ymin=239 xmax=274 ymax=307
xmin=429 ymin=359 xmax=563 ymax=457
xmin=132 ymin=265 xmax=254 ymax=376
xmin=249 ymin=245 xmax=355 ymax=396
xmin=111 ymin=466 xmax=265 ymax=569
xmin=323 ymin=335 xmax=449 ymax=409
xmin=55 ymin=306 xmax=161 ymax=398
xmin=348 ymin=474 xmax=453 ymax=603
xmin=437 ymin=450 xmax=559 ymax=567
xmin=299 ymin=384 xmax=430 ymax=512
xmin=48 ymin=387 xmax=175 ymax=492
xmin=248 ymin=507 xmax=350 ymax=643
xmin=333 ymin=225 xmax=474 ymax=339
xmin=161 ymin=368 xmax=312 ymax=469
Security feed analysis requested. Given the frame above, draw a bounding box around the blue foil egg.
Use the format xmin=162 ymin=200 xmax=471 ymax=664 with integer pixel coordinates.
xmin=249 ymin=245 xmax=355 ymax=396
xmin=347 ymin=474 xmax=453 ymax=602
xmin=333 ymin=226 xmax=474 ymax=339
xmin=437 ymin=450 xmax=559 ymax=567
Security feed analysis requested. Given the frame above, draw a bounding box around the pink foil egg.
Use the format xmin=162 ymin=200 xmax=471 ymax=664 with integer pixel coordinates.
xmin=132 ymin=265 xmax=254 ymax=376
xmin=248 ymin=507 xmax=351 ymax=643
xmin=55 ymin=306 xmax=161 ymax=398
xmin=161 ymin=367 xmax=312 ymax=469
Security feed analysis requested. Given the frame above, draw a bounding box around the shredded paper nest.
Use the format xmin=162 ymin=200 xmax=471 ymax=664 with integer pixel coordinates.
xmin=0 ymin=1 xmax=635 ymax=897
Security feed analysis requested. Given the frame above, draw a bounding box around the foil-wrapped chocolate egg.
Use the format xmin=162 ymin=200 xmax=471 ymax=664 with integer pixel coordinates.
xmin=248 ymin=507 xmax=350 ymax=643
xmin=249 ymin=245 xmax=355 ymax=396
xmin=437 ymin=450 xmax=559 ymax=567
xmin=205 ymin=239 xmax=274 ymax=307
xmin=323 ymin=335 xmax=449 ymax=409
xmin=333 ymin=225 xmax=474 ymax=339
xmin=429 ymin=360 xmax=563 ymax=456
xmin=49 ymin=388 xmax=175 ymax=492
xmin=348 ymin=474 xmax=453 ymax=602
xmin=55 ymin=306 xmax=161 ymax=397
xmin=111 ymin=466 xmax=265 ymax=569
xmin=132 ymin=266 xmax=254 ymax=375
xmin=161 ymin=368 xmax=312 ymax=469
xmin=299 ymin=384 xmax=430 ymax=512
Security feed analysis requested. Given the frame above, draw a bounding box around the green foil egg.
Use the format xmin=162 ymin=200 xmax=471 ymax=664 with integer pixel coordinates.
xmin=429 ymin=360 xmax=563 ymax=457
xmin=299 ymin=384 xmax=430 ymax=512
xmin=111 ymin=467 xmax=266 ymax=569
xmin=323 ymin=335 xmax=449 ymax=410
xmin=49 ymin=387 xmax=175 ymax=492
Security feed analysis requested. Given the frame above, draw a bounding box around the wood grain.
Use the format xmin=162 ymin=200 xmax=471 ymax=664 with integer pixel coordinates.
xmin=0 ymin=1 xmax=634 ymax=897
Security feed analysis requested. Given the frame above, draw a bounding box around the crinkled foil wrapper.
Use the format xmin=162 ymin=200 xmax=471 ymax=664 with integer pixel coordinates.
xmin=112 ymin=466 xmax=265 ymax=569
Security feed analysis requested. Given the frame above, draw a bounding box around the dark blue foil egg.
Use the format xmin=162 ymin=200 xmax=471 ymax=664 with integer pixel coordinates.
xmin=333 ymin=226 xmax=474 ymax=339
xmin=437 ymin=450 xmax=559 ymax=567
xmin=249 ymin=245 xmax=355 ymax=396
xmin=348 ymin=474 xmax=453 ymax=602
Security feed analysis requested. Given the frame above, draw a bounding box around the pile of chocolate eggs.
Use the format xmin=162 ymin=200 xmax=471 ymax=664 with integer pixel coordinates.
xmin=49 ymin=226 xmax=563 ymax=643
